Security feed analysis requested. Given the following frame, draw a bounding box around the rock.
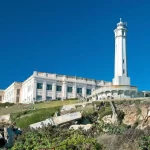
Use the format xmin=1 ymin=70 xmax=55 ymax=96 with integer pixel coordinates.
xmin=3 ymin=127 xmax=22 ymax=148
xmin=4 ymin=128 xmax=16 ymax=148
xmin=69 ymin=124 xmax=92 ymax=131
xmin=30 ymin=112 xmax=82 ymax=129
xmin=0 ymin=114 xmax=11 ymax=124
xmin=60 ymin=105 xmax=76 ymax=112
xmin=122 ymin=106 xmax=137 ymax=126
xmin=102 ymin=115 xmax=112 ymax=124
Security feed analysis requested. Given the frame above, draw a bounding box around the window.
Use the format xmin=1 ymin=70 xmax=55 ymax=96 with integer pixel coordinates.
xmin=77 ymin=88 xmax=82 ymax=94
xmin=47 ymin=84 xmax=52 ymax=90
xmin=57 ymin=86 xmax=62 ymax=92
xmin=57 ymin=97 xmax=61 ymax=100
xmin=123 ymin=59 xmax=124 ymax=63
xmin=86 ymin=89 xmax=91 ymax=95
xmin=36 ymin=95 xmax=42 ymax=101
xmin=122 ymin=31 xmax=125 ymax=36
xmin=17 ymin=89 xmax=20 ymax=95
xmin=123 ymin=69 xmax=125 ymax=74
xmin=67 ymin=87 xmax=72 ymax=93
xmin=37 ymin=83 xmax=43 ymax=89
xmin=46 ymin=96 xmax=52 ymax=100
xmin=0 ymin=96 xmax=2 ymax=101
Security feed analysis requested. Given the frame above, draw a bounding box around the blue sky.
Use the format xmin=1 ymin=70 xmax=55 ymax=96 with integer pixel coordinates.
xmin=0 ymin=0 xmax=150 ymax=90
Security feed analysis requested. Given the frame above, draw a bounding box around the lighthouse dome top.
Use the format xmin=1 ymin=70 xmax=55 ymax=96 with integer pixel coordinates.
xmin=117 ymin=18 xmax=127 ymax=28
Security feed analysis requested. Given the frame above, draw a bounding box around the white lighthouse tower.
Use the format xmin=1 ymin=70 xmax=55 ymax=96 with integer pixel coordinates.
xmin=113 ymin=18 xmax=130 ymax=85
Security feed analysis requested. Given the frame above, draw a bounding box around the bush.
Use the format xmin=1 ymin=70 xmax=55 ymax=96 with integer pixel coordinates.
xmin=104 ymin=102 xmax=110 ymax=107
xmin=99 ymin=107 xmax=112 ymax=119
xmin=12 ymin=126 xmax=102 ymax=150
xmin=135 ymin=100 xmax=141 ymax=105
xmin=117 ymin=110 xmax=125 ymax=124
xmin=81 ymin=106 xmax=95 ymax=117
xmin=0 ymin=102 xmax=15 ymax=107
xmin=98 ymin=107 xmax=105 ymax=114
xmin=139 ymin=136 xmax=150 ymax=150
xmin=136 ymin=106 xmax=142 ymax=115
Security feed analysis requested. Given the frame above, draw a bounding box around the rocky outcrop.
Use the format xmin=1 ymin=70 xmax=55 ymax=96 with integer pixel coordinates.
xmin=117 ymin=104 xmax=150 ymax=127
xmin=122 ymin=106 xmax=137 ymax=125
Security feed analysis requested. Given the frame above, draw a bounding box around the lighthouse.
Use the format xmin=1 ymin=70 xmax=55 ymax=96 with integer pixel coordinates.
xmin=113 ymin=18 xmax=130 ymax=85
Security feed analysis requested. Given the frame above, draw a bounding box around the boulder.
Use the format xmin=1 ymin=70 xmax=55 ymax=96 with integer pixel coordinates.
xmin=102 ymin=115 xmax=112 ymax=124
xmin=0 ymin=114 xmax=11 ymax=124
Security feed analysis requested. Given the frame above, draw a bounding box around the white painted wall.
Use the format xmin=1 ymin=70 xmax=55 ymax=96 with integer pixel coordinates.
xmin=21 ymin=76 xmax=34 ymax=103
xmin=19 ymin=71 xmax=111 ymax=103
xmin=4 ymin=82 xmax=22 ymax=103
xmin=113 ymin=19 xmax=130 ymax=85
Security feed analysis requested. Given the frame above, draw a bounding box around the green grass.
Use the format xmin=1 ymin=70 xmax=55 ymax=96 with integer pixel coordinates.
xmin=34 ymin=99 xmax=78 ymax=109
xmin=0 ymin=99 xmax=78 ymax=129
xmin=0 ymin=99 xmax=78 ymax=116
xmin=14 ymin=107 xmax=60 ymax=128
xmin=99 ymin=107 xmax=112 ymax=119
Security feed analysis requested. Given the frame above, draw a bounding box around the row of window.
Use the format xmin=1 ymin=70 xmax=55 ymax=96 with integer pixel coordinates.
xmin=37 ymin=83 xmax=91 ymax=95
xmin=36 ymin=96 xmax=60 ymax=101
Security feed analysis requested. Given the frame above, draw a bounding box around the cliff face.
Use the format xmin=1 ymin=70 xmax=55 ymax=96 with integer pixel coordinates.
xmin=117 ymin=103 xmax=150 ymax=128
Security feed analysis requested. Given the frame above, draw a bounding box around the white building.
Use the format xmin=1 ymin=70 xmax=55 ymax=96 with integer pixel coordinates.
xmin=0 ymin=71 xmax=111 ymax=103
xmin=20 ymin=71 xmax=111 ymax=103
xmin=0 ymin=90 xmax=4 ymax=103
xmin=3 ymin=82 xmax=22 ymax=103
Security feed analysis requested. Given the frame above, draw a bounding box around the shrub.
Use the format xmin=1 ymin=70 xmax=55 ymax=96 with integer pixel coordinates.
xmin=98 ymin=107 xmax=105 ymax=114
xmin=135 ymin=100 xmax=141 ymax=105
xmin=99 ymin=107 xmax=112 ymax=119
xmin=139 ymin=136 xmax=150 ymax=150
xmin=12 ymin=126 xmax=102 ymax=150
xmin=136 ymin=106 xmax=142 ymax=115
xmin=117 ymin=110 xmax=125 ymax=124
xmin=0 ymin=102 xmax=15 ymax=107
xmin=81 ymin=106 xmax=95 ymax=117
xmin=104 ymin=102 xmax=110 ymax=107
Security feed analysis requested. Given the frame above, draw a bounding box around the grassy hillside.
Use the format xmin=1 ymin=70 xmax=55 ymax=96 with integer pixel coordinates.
xmin=0 ymin=99 xmax=78 ymax=116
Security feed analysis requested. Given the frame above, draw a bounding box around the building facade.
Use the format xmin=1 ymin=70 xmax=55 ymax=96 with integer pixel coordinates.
xmin=0 ymin=90 xmax=4 ymax=103
xmin=0 ymin=71 xmax=111 ymax=103
xmin=3 ymin=82 xmax=22 ymax=103
xmin=20 ymin=71 xmax=111 ymax=103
